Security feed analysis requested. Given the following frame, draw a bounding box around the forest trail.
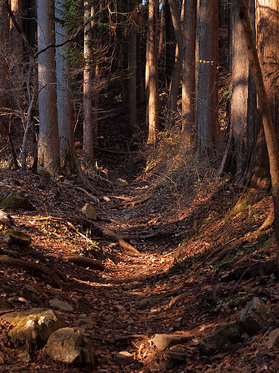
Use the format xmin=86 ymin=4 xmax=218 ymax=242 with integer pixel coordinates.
xmin=0 ymin=169 xmax=279 ymax=372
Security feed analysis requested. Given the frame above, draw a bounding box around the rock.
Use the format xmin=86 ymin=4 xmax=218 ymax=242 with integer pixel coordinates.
xmin=0 ymin=192 xmax=34 ymax=211
xmin=37 ymin=166 xmax=51 ymax=178
xmin=267 ymin=328 xmax=279 ymax=349
xmin=45 ymin=327 xmax=95 ymax=366
xmin=2 ymin=308 xmax=66 ymax=350
xmin=49 ymin=298 xmax=74 ymax=312
xmin=200 ymin=322 xmax=242 ymax=354
xmin=151 ymin=333 xmax=194 ymax=351
xmin=3 ymin=229 xmax=32 ymax=246
xmin=81 ymin=203 xmax=98 ymax=220
xmin=239 ymin=297 xmax=274 ymax=335
xmin=114 ymin=351 xmax=135 ymax=366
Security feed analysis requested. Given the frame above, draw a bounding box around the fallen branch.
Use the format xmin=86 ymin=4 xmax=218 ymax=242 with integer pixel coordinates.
xmin=0 ymin=255 xmax=65 ymax=287
xmin=85 ymin=220 xmax=140 ymax=255
xmin=66 ymin=255 xmax=105 ymax=270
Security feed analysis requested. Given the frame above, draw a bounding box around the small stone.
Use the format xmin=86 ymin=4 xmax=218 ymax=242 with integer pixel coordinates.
xmin=81 ymin=203 xmax=98 ymax=220
xmin=46 ymin=327 xmax=95 ymax=366
xmin=151 ymin=333 xmax=194 ymax=351
xmin=0 ymin=210 xmax=12 ymax=225
xmin=49 ymin=299 xmax=74 ymax=312
xmin=267 ymin=328 xmax=279 ymax=349
xmin=115 ymin=351 xmax=135 ymax=366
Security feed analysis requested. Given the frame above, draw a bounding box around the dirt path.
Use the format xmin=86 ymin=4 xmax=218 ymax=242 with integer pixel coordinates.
xmin=1 ymin=170 xmax=279 ymax=372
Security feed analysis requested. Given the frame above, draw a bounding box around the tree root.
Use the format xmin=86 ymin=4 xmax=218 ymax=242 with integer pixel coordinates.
xmin=66 ymin=255 xmax=105 ymax=270
xmin=0 ymin=255 xmax=66 ymax=287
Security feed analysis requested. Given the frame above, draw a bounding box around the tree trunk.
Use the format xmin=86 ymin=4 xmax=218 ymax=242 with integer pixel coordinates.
xmin=55 ymin=0 xmax=75 ymax=171
xmin=0 ymin=0 xmax=9 ymax=135
xmin=182 ymin=0 xmax=197 ymax=142
xmin=230 ymin=0 xmax=249 ymax=173
xmin=128 ymin=0 xmax=137 ymax=136
xmin=256 ymin=0 xmax=279 ymax=133
xmin=168 ymin=0 xmax=183 ymax=121
xmin=146 ymin=0 xmax=159 ymax=143
xmin=196 ymin=0 xmax=218 ymax=157
xmin=37 ymin=0 xmax=60 ymax=173
xmin=83 ymin=0 xmax=94 ymax=160
xmin=236 ymin=0 xmax=279 ymax=275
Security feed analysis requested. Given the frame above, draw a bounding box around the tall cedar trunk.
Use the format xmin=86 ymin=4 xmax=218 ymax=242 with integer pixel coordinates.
xmin=168 ymin=0 xmax=183 ymax=118
xmin=196 ymin=0 xmax=218 ymax=157
xmin=230 ymin=0 xmax=249 ymax=173
xmin=128 ymin=0 xmax=137 ymax=136
xmin=83 ymin=0 xmax=94 ymax=160
xmin=55 ymin=0 xmax=75 ymax=171
xmin=146 ymin=0 xmax=159 ymax=143
xmin=236 ymin=0 xmax=279 ymax=274
xmin=0 ymin=0 xmax=9 ymax=135
xmin=182 ymin=0 xmax=196 ymax=142
xmin=37 ymin=0 xmax=60 ymax=173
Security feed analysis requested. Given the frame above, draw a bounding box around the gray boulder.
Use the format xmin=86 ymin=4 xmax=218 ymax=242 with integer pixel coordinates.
xmin=200 ymin=322 xmax=242 ymax=354
xmin=239 ymin=297 xmax=274 ymax=335
xmin=45 ymin=327 xmax=95 ymax=366
xmin=2 ymin=308 xmax=65 ymax=350
xmin=0 ymin=192 xmax=34 ymax=210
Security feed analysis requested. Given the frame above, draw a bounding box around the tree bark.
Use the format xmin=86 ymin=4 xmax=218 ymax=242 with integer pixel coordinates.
xmin=0 ymin=0 xmax=9 ymax=135
xmin=236 ymin=0 xmax=279 ymax=275
xmin=37 ymin=0 xmax=60 ymax=173
xmin=55 ymin=0 xmax=75 ymax=171
xmin=128 ymin=0 xmax=137 ymax=136
xmin=146 ymin=0 xmax=159 ymax=143
xmin=230 ymin=0 xmax=249 ymax=173
xmin=83 ymin=0 xmax=94 ymax=160
xmin=196 ymin=0 xmax=218 ymax=157
xmin=182 ymin=0 xmax=197 ymax=142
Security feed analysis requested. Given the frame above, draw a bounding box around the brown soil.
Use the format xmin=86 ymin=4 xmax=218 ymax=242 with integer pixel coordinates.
xmin=0 ymin=167 xmax=278 ymax=373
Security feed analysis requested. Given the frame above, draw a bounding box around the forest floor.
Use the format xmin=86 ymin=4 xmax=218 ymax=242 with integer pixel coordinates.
xmin=0 ymin=146 xmax=279 ymax=372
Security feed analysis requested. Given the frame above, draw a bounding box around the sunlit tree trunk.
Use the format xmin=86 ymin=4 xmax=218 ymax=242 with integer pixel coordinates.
xmin=83 ymin=0 xmax=94 ymax=160
xmin=146 ymin=0 xmax=159 ymax=143
xmin=55 ymin=0 xmax=74 ymax=171
xmin=37 ymin=0 xmax=60 ymax=173
xmin=196 ymin=0 xmax=218 ymax=157
xmin=10 ymin=0 xmax=22 ymax=59
xmin=182 ymin=0 xmax=197 ymax=143
xmin=230 ymin=0 xmax=249 ymax=173
xmin=256 ymin=0 xmax=279 ymax=132
xmin=236 ymin=0 xmax=279 ymax=282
